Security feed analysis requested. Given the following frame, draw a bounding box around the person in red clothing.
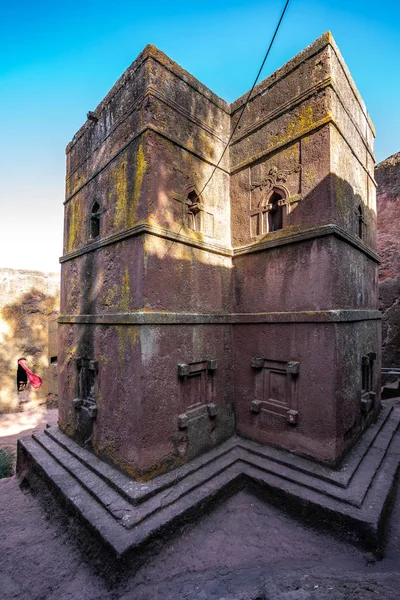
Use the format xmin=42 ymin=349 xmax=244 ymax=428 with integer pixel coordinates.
xmin=17 ymin=358 xmax=42 ymax=402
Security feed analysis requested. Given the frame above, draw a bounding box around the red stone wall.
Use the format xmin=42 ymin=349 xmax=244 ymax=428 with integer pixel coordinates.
xmin=58 ymin=33 xmax=380 ymax=476
xmin=376 ymin=152 xmax=400 ymax=368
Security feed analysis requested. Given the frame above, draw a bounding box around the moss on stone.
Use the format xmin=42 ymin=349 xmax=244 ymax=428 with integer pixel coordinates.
xmin=0 ymin=448 xmax=14 ymax=479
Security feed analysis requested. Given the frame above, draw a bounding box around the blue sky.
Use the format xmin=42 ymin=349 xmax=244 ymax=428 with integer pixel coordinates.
xmin=0 ymin=0 xmax=399 ymax=272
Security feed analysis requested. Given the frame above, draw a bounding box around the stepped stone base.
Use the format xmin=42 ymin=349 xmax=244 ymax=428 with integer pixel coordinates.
xmin=17 ymin=407 xmax=400 ymax=557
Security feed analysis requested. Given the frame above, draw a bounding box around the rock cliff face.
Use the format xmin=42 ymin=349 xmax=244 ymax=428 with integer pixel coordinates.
xmin=0 ymin=269 xmax=59 ymax=412
xmin=376 ymin=152 xmax=400 ymax=368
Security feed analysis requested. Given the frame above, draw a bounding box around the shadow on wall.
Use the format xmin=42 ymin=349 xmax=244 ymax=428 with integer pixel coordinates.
xmin=65 ymin=171 xmax=378 ymax=325
xmin=0 ymin=288 xmax=58 ymax=413
xmin=58 ymin=168 xmax=378 ymax=473
xmin=376 ymin=153 xmax=400 ymax=369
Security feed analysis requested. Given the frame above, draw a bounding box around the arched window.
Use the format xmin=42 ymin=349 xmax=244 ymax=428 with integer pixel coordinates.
xmin=250 ymin=188 xmax=287 ymax=238
xmin=268 ymin=191 xmax=284 ymax=232
xmin=90 ymin=201 xmax=101 ymax=239
xmin=186 ymin=190 xmax=201 ymax=232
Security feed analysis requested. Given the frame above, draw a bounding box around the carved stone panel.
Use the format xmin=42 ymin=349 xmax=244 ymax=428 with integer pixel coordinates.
xmin=177 ymin=359 xmax=217 ymax=428
xmin=250 ymin=358 xmax=299 ymax=425
xmin=72 ymin=357 xmax=99 ymax=445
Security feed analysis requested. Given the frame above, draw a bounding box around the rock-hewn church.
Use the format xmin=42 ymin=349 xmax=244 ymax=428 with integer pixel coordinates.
xmin=20 ymin=33 xmax=399 ymax=556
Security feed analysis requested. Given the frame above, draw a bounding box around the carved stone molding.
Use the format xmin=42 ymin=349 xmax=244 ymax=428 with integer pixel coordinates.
xmin=250 ymin=164 xmax=301 ymax=193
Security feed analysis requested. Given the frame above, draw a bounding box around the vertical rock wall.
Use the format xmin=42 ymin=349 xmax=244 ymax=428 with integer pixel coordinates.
xmin=0 ymin=269 xmax=60 ymax=412
xmin=376 ymin=152 xmax=400 ymax=368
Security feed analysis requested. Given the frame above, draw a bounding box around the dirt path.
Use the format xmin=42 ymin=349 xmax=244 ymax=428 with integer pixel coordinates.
xmin=0 ymin=407 xmax=58 ymax=468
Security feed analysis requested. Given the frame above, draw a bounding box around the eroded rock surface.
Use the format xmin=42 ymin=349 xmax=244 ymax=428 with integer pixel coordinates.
xmin=0 ymin=269 xmax=59 ymax=412
xmin=376 ymin=152 xmax=400 ymax=368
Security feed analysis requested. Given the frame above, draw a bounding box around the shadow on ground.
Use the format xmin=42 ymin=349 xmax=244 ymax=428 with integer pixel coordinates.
xmin=0 ymin=468 xmax=400 ymax=599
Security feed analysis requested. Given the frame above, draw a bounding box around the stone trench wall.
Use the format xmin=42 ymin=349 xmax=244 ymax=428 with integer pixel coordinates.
xmin=0 ymin=268 xmax=60 ymax=412
xmin=376 ymin=152 xmax=400 ymax=369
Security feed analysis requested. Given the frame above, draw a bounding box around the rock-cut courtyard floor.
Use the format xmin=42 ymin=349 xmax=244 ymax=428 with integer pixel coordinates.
xmin=0 ymin=405 xmax=400 ymax=600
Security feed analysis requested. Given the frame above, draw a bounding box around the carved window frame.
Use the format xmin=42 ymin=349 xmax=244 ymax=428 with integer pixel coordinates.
xmin=72 ymin=357 xmax=98 ymax=419
xmin=251 ymin=184 xmax=289 ymax=238
xmin=186 ymin=189 xmax=202 ymax=232
xmin=177 ymin=359 xmax=218 ymax=429
xmin=250 ymin=357 xmax=299 ymax=425
xmin=172 ymin=184 xmax=215 ymax=237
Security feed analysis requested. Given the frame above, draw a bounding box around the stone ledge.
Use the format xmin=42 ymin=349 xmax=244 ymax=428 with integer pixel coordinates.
xmin=233 ymin=223 xmax=380 ymax=263
xmin=65 ymin=122 xmax=230 ymax=205
xmin=230 ymin=116 xmax=375 ymax=180
xmin=60 ymin=221 xmax=233 ymax=262
xmin=231 ymin=77 xmax=375 ymax=167
xmin=58 ymin=310 xmax=382 ymax=326
xmin=17 ymin=407 xmax=400 ymax=557
xmin=231 ymin=77 xmax=333 ymax=146
xmin=60 ymin=222 xmax=379 ymax=265
xmin=43 ymin=408 xmax=396 ymax=513
xmin=230 ymin=115 xmax=332 ymax=173
xmin=67 ymin=82 xmax=230 ymax=183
